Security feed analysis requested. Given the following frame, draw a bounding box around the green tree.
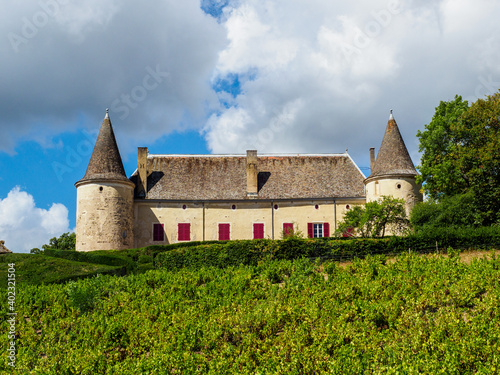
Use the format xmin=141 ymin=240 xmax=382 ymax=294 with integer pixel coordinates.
xmin=417 ymin=93 xmax=500 ymax=225
xmin=337 ymin=196 xmax=410 ymax=238
xmin=452 ymin=94 xmax=500 ymax=225
xmin=416 ymin=95 xmax=469 ymax=200
xmin=410 ymin=192 xmax=478 ymax=230
xmin=30 ymin=232 xmax=76 ymax=253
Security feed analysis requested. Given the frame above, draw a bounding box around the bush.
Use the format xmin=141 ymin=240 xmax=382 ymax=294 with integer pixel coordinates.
xmin=44 ymin=249 xmax=136 ymax=273
xmin=155 ymin=227 xmax=500 ymax=272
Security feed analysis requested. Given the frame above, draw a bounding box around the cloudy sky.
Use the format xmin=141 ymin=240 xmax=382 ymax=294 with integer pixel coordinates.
xmin=1 ymin=0 xmax=499 ymax=252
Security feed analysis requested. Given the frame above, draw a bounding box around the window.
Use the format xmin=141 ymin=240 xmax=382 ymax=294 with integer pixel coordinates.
xmin=153 ymin=223 xmax=164 ymax=242
xmin=307 ymin=222 xmax=330 ymax=238
xmin=283 ymin=223 xmax=294 ymax=237
xmin=253 ymin=223 xmax=264 ymax=239
xmin=218 ymin=223 xmax=230 ymax=241
xmin=178 ymin=223 xmax=191 ymax=241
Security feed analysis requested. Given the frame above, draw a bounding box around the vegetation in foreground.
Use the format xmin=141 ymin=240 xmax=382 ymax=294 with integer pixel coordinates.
xmin=2 ymin=251 xmax=500 ymax=374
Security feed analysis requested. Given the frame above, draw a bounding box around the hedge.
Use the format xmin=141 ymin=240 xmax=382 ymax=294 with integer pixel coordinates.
xmin=155 ymin=226 xmax=500 ymax=271
xmin=43 ymin=249 xmax=136 ymax=272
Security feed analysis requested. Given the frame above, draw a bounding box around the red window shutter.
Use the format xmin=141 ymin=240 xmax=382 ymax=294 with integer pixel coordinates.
xmin=153 ymin=223 xmax=164 ymax=242
xmin=343 ymin=227 xmax=354 ymax=238
xmin=307 ymin=223 xmax=313 ymax=238
xmin=283 ymin=223 xmax=293 ymax=237
xmin=323 ymin=222 xmax=330 ymax=238
xmin=219 ymin=223 xmax=230 ymax=241
xmin=253 ymin=223 xmax=264 ymax=239
xmin=178 ymin=223 xmax=190 ymax=241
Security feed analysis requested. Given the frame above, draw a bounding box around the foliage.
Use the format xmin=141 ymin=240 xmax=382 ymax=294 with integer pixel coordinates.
xmin=3 ymin=253 xmax=500 ymax=374
xmin=452 ymin=93 xmax=500 ymax=225
xmin=417 ymin=93 xmax=500 ymax=225
xmin=0 ymin=253 xmax=121 ymax=286
xmin=43 ymin=249 xmax=136 ymax=273
xmin=336 ymin=196 xmax=410 ymax=237
xmin=410 ymin=192 xmax=479 ymax=229
xmin=156 ymin=226 xmax=500 ymax=271
xmin=416 ymin=95 xmax=470 ymax=200
xmin=30 ymin=232 xmax=76 ymax=253
xmin=66 ymin=274 xmax=104 ymax=313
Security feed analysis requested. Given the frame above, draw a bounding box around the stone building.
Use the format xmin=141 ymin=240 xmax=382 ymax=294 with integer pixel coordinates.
xmin=75 ymin=110 xmax=422 ymax=251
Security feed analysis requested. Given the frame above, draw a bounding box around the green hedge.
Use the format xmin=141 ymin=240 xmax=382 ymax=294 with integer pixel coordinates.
xmin=155 ymin=226 xmax=500 ymax=271
xmin=43 ymin=249 xmax=136 ymax=272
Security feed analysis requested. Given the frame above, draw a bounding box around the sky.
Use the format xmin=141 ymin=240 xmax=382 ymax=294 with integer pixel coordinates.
xmin=1 ymin=0 xmax=499 ymax=252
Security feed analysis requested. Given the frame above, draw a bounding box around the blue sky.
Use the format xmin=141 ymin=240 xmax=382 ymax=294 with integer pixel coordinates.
xmin=1 ymin=0 xmax=499 ymax=252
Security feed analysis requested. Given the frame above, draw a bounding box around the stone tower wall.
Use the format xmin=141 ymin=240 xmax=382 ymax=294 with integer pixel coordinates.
xmin=76 ymin=182 xmax=134 ymax=251
xmin=365 ymin=176 xmax=422 ymax=215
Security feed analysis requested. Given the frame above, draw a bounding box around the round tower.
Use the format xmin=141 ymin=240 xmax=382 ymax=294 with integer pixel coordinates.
xmin=364 ymin=110 xmax=423 ymax=214
xmin=75 ymin=110 xmax=135 ymax=251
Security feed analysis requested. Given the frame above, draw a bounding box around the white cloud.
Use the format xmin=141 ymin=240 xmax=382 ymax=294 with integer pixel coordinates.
xmin=204 ymin=0 xmax=500 ymax=168
xmin=0 ymin=187 xmax=70 ymax=253
xmin=0 ymin=0 xmax=226 ymax=154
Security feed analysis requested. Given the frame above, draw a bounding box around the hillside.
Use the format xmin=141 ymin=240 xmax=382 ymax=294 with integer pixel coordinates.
xmin=2 ymin=251 xmax=500 ymax=374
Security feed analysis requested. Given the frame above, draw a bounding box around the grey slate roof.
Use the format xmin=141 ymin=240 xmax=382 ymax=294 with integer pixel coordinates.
xmin=130 ymin=153 xmax=366 ymax=200
xmin=368 ymin=113 xmax=418 ymax=179
xmin=76 ymin=113 xmax=131 ymax=185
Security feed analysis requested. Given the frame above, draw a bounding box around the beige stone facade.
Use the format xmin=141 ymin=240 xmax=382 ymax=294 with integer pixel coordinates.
xmin=75 ymin=110 xmax=422 ymax=251
xmin=132 ymin=199 xmax=365 ymax=247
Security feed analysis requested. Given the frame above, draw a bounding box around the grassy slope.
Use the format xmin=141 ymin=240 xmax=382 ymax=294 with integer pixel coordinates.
xmin=2 ymin=252 xmax=500 ymax=374
xmin=0 ymin=253 xmax=121 ymax=287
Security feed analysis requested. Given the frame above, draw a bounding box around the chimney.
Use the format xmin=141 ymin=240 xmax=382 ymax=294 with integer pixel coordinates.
xmin=137 ymin=147 xmax=148 ymax=198
xmin=370 ymin=147 xmax=375 ymax=174
xmin=246 ymin=150 xmax=258 ymax=198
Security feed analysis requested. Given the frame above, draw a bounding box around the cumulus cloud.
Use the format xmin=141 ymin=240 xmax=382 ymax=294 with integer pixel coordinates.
xmin=205 ymin=0 xmax=500 ymax=168
xmin=0 ymin=0 xmax=226 ymax=154
xmin=2 ymin=0 xmax=500 ymax=169
xmin=0 ymin=187 xmax=71 ymax=253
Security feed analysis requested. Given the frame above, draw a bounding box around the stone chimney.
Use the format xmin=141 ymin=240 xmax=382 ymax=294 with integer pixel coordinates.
xmin=137 ymin=147 xmax=148 ymax=198
xmin=246 ymin=150 xmax=258 ymax=198
xmin=370 ymin=147 xmax=375 ymax=174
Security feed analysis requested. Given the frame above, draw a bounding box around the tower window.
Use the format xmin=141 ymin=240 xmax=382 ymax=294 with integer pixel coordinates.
xmin=396 ymin=183 xmax=402 ymax=189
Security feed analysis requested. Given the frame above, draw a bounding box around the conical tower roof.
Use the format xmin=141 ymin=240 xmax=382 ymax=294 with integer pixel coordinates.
xmin=75 ymin=110 xmax=132 ymax=186
xmin=368 ymin=111 xmax=418 ymax=180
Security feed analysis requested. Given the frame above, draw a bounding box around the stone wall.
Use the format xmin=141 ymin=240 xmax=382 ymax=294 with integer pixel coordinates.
xmin=76 ymin=182 xmax=134 ymax=251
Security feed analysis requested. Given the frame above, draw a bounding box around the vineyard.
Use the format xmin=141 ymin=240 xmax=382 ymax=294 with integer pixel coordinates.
xmin=2 ymin=249 xmax=500 ymax=374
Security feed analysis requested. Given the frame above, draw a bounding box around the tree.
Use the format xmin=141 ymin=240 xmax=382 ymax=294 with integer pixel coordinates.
xmin=452 ymin=94 xmax=500 ymax=225
xmin=337 ymin=196 xmax=410 ymax=238
xmin=417 ymin=93 xmax=500 ymax=225
xmin=30 ymin=232 xmax=76 ymax=253
xmin=416 ymin=95 xmax=469 ymax=200
xmin=410 ymin=192 xmax=479 ymax=230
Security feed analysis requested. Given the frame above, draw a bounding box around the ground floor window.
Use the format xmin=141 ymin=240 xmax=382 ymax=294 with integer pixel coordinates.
xmin=153 ymin=223 xmax=164 ymax=242
xmin=178 ymin=223 xmax=191 ymax=241
xmin=253 ymin=223 xmax=264 ymax=239
xmin=307 ymin=222 xmax=330 ymax=238
xmin=218 ymin=223 xmax=231 ymax=241
xmin=283 ymin=223 xmax=294 ymax=237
